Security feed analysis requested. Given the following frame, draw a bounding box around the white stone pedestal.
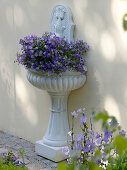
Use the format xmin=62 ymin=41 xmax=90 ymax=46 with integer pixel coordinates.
xmin=35 ymin=92 xmax=69 ymax=162
xmin=35 ymin=140 xmax=66 ymax=162
xmin=27 ymin=70 xmax=86 ymax=162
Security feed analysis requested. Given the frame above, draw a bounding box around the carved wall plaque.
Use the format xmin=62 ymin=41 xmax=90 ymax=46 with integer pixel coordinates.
xmin=50 ymin=5 xmax=75 ymax=42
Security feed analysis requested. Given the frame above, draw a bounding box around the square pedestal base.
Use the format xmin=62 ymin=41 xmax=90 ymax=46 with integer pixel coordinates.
xmin=35 ymin=140 xmax=66 ymax=162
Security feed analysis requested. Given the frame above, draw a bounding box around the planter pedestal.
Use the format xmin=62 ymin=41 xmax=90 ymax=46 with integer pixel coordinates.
xmin=27 ymin=70 xmax=86 ymax=162
xmin=36 ymin=92 xmax=70 ymax=162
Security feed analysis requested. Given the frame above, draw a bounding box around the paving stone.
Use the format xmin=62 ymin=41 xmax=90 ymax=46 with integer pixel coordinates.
xmin=33 ymin=155 xmax=46 ymax=161
xmin=3 ymin=133 xmax=13 ymax=138
xmin=0 ymin=131 xmax=57 ymax=169
xmin=40 ymin=168 xmax=54 ymax=170
xmin=27 ymin=163 xmax=46 ymax=170
xmin=20 ymin=141 xmax=34 ymax=148
xmin=48 ymin=162 xmax=58 ymax=168
xmin=5 ymin=142 xmax=17 ymax=148
xmin=11 ymin=145 xmax=23 ymax=151
xmin=8 ymin=136 xmax=21 ymax=142
xmin=24 ymin=152 xmax=37 ymax=158
xmin=18 ymin=157 xmax=31 ymax=165
xmin=0 ymin=143 xmax=4 ymax=148
xmin=23 ymin=146 xmax=35 ymax=152
xmin=0 ymin=148 xmax=8 ymax=154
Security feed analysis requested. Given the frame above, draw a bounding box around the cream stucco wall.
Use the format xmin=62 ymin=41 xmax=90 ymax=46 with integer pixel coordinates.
xmin=0 ymin=0 xmax=127 ymax=143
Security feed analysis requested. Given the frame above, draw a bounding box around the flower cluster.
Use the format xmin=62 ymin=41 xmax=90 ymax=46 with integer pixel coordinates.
xmin=62 ymin=108 xmax=126 ymax=169
xmin=1 ymin=151 xmax=26 ymax=168
xmin=16 ymin=32 xmax=89 ymax=77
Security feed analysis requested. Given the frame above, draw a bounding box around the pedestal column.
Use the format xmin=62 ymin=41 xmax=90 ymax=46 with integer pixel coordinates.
xmin=35 ymin=92 xmax=70 ymax=162
xmin=43 ymin=92 xmax=70 ymax=147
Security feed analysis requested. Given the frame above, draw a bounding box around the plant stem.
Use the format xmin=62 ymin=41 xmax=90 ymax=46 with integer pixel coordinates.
xmin=71 ymin=116 xmax=74 ymax=150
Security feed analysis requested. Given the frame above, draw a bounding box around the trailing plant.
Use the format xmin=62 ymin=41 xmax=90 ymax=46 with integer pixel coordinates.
xmin=57 ymin=109 xmax=127 ymax=170
xmin=15 ymin=32 xmax=89 ymax=77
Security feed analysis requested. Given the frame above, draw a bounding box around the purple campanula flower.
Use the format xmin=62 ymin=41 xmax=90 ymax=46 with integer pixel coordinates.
xmin=119 ymin=130 xmax=126 ymax=135
xmin=96 ymin=159 xmax=101 ymax=165
xmin=90 ymin=131 xmax=96 ymax=140
xmin=37 ymin=41 xmax=40 ymax=45
xmin=31 ymin=55 xmax=34 ymax=58
xmin=67 ymin=158 xmax=72 ymax=164
xmin=62 ymin=146 xmax=70 ymax=155
xmin=77 ymin=143 xmax=82 ymax=150
xmin=80 ymin=115 xmax=87 ymax=125
xmin=34 ymin=47 xmax=38 ymax=50
xmin=26 ymin=45 xmax=32 ymax=50
xmin=109 ymin=120 xmax=119 ymax=128
xmin=77 ymin=133 xmax=85 ymax=142
xmin=34 ymin=52 xmax=38 ymax=57
xmin=89 ymin=142 xmax=96 ymax=153
xmin=3 ymin=153 xmax=7 ymax=156
xmin=48 ymin=72 xmax=51 ymax=76
xmin=71 ymin=111 xmax=78 ymax=118
xmin=96 ymin=132 xmax=100 ymax=139
xmin=88 ymin=129 xmax=92 ymax=133
xmin=78 ymin=157 xmax=82 ymax=162
xmin=35 ymin=67 xmax=39 ymax=71
xmin=103 ymin=130 xmax=112 ymax=143
xmin=85 ymin=155 xmax=89 ymax=159
xmin=13 ymin=156 xmax=17 ymax=161
xmin=77 ymin=108 xmax=82 ymax=113
xmin=16 ymin=32 xmax=89 ymax=76
xmin=84 ymin=138 xmax=89 ymax=145
xmin=115 ymin=122 xmax=119 ymax=128
xmin=39 ymin=50 xmax=43 ymax=56
xmin=83 ymin=146 xmax=89 ymax=152
xmin=29 ymin=50 xmax=34 ymax=55
xmin=96 ymin=137 xmax=102 ymax=145
xmin=19 ymin=39 xmax=24 ymax=44
xmin=16 ymin=160 xmax=20 ymax=164
xmin=102 ymin=151 xmax=106 ymax=160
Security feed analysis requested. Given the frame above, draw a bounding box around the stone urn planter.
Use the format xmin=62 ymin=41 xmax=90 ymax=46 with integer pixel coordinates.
xmin=15 ymin=4 xmax=89 ymax=162
xmin=27 ymin=70 xmax=86 ymax=162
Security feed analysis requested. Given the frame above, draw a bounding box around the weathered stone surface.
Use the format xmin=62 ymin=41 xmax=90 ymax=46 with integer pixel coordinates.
xmin=0 ymin=148 xmax=8 ymax=154
xmin=0 ymin=131 xmax=58 ymax=169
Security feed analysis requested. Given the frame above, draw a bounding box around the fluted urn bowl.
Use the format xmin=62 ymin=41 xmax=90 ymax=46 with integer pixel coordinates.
xmin=26 ymin=69 xmax=86 ymax=162
xmin=27 ymin=70 xmax=86 ymax=92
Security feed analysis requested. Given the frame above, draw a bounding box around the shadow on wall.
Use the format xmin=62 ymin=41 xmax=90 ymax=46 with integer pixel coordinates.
xmin=0 ymin=0 xmax=51 ymax=142
xmin=0 ymin=0 xmax=127 ymax=142
xmin=68 ymin=0 xmax=127 ymax=132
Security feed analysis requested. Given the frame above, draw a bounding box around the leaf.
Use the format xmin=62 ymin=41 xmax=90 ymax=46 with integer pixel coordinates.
xmin=79 ymin=164 xmax=85 ymax=170
xmin=94 ymin=149 xmax=101 ymax=159
xmin=57 ymin=162 xmax=67 ymax=170
xmin=88 ymin=161 xmax=102 ymax=170
xmin=95 ymin=111 xmax=109 ymax=122
xmin=113 ymin=135 xmax=127 ymax=155
xmin=110 ymin=116 xmax=118 ymax=126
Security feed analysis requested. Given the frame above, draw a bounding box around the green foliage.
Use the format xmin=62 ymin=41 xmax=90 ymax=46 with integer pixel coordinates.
xmin=0 ymin=159 xmax=28 ymax=170
xmin=57 ymin=160 xmax=75 ymax=170
xmin=106 ymin=152 xmax=127 ymax=170
xmin=113 ymin=135 xmax=127 ymax=156
xmin=87 ymin=161 xmax=102 ymax=170
xmin=94 ymin=110 xmax=118 ymax=131
xmin=58 ymin=160 xmax=102 ymax=170
xmin=2 ymin=151 xmax=15 ymax=165
xmin=57 ymin=109 xmax=127 ymax=170
xmin=0 ymin=150 xmax=28 ymax=170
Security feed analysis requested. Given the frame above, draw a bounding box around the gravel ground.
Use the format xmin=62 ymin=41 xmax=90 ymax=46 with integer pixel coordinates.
xmin=0 ymin=131 xmax=58 ymax=170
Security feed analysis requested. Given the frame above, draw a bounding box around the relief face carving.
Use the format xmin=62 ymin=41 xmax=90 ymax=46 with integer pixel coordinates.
xmin=54 ymin=6 xmax=66 ymax=38
xmin=50 ymin=5 xmax=75 ymax=42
